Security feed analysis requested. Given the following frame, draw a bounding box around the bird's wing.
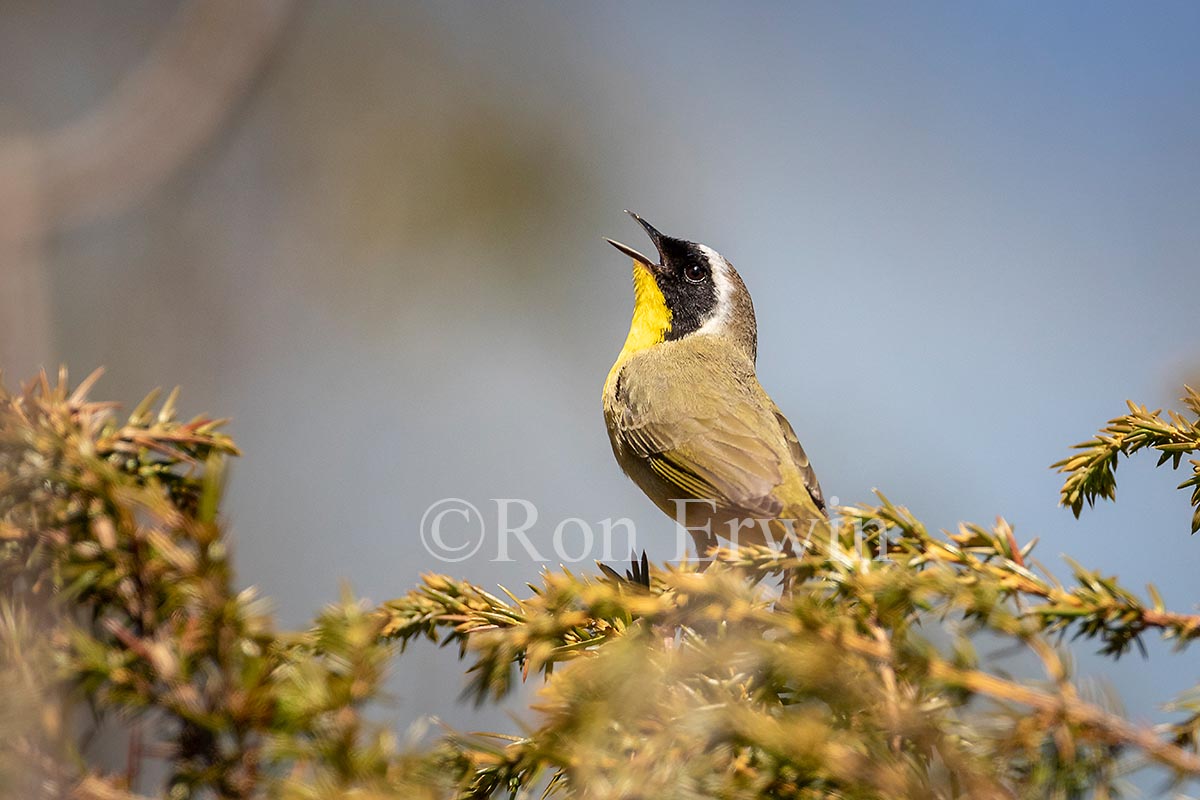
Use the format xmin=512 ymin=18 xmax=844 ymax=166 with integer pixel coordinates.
xmin=612 ymin=359 xmax=789 ymax=519
xmin=769 ymin=403 xmax=826 ymax=514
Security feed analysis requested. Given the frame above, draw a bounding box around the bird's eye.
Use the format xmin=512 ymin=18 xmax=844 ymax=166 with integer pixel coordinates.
xmin=683 ymin=262 xmax=708 ymax=283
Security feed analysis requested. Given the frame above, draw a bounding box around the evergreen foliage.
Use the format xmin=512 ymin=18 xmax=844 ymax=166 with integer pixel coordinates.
xmin=3 ymin=369 xmax=1200 ymax=798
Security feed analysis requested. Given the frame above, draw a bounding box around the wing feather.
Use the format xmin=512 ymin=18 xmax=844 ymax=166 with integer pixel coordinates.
xmin=607 ymin=340 xmax=826 ymax=530
xmin=611 ymin=352 xmax=787 ymax=519
xmin=771 ymin=406 xmax=826 ymax=513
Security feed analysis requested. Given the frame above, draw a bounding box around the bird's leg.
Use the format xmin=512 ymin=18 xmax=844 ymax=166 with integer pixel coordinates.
xmin=690 ymin=530 xmax=719 ymax=572
xmin=777 ymin=535 xmax=797 ymax=597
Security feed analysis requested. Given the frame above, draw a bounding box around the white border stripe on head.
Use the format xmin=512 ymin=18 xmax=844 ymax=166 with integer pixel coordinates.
xmin=696 ymin=244 xmax=733 ymax=335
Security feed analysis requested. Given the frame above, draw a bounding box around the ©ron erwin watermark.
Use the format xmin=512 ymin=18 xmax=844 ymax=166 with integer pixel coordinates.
xmin=419 ymin=496 xmax=896 ymax=564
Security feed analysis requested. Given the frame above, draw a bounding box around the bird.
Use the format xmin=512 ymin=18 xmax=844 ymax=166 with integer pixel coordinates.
xmin=602 ymin=212 xmax=827 ymax=560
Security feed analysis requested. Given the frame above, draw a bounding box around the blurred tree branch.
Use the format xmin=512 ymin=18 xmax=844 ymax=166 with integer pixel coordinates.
xmin=0 ymin=139 xmax=49 ymax=384
xmin=0 ymin=0 xmax=294 ymax=376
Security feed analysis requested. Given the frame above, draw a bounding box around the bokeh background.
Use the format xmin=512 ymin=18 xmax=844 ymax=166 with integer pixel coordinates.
xmin=3 ymin=0 xmax=1199 ymax=771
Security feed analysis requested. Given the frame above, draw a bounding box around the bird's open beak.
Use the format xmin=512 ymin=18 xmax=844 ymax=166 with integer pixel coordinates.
xmin=604 ymin=237 xmax=656 ymax=267
xmin=605 ymin=210 xmax=667 ymax=268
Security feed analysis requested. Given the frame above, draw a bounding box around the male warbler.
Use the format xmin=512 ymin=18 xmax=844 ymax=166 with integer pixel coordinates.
xmin=603 ymin=212 xmax=827 ymax=558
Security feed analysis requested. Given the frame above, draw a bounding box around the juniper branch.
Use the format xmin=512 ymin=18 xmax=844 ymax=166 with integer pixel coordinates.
xmin=1053 ymin=387 xmax=1200 ymax=531
xmin=9 ymin=370 xmax=1200 ymax=799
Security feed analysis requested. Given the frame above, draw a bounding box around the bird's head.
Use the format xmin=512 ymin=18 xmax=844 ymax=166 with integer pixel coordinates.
xmin=606 ymin=212 xmax=757 ymax=361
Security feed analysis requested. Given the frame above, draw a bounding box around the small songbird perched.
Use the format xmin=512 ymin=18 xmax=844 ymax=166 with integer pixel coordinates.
xmin=602 ymin=212 xmax=827 ymax=559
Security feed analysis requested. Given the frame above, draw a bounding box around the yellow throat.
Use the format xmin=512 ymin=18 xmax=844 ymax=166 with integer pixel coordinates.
xmin=605 ymin=261 xmax=672 ymax=394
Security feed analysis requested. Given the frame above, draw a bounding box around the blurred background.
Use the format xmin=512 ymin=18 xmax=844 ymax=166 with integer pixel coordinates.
xmin=2 ymin=0 xmax=1199 ymax=755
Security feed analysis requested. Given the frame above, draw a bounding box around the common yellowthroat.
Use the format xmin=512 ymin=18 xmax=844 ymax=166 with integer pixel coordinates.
xmin=603 ymin=212 xmax=826 ymax=558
